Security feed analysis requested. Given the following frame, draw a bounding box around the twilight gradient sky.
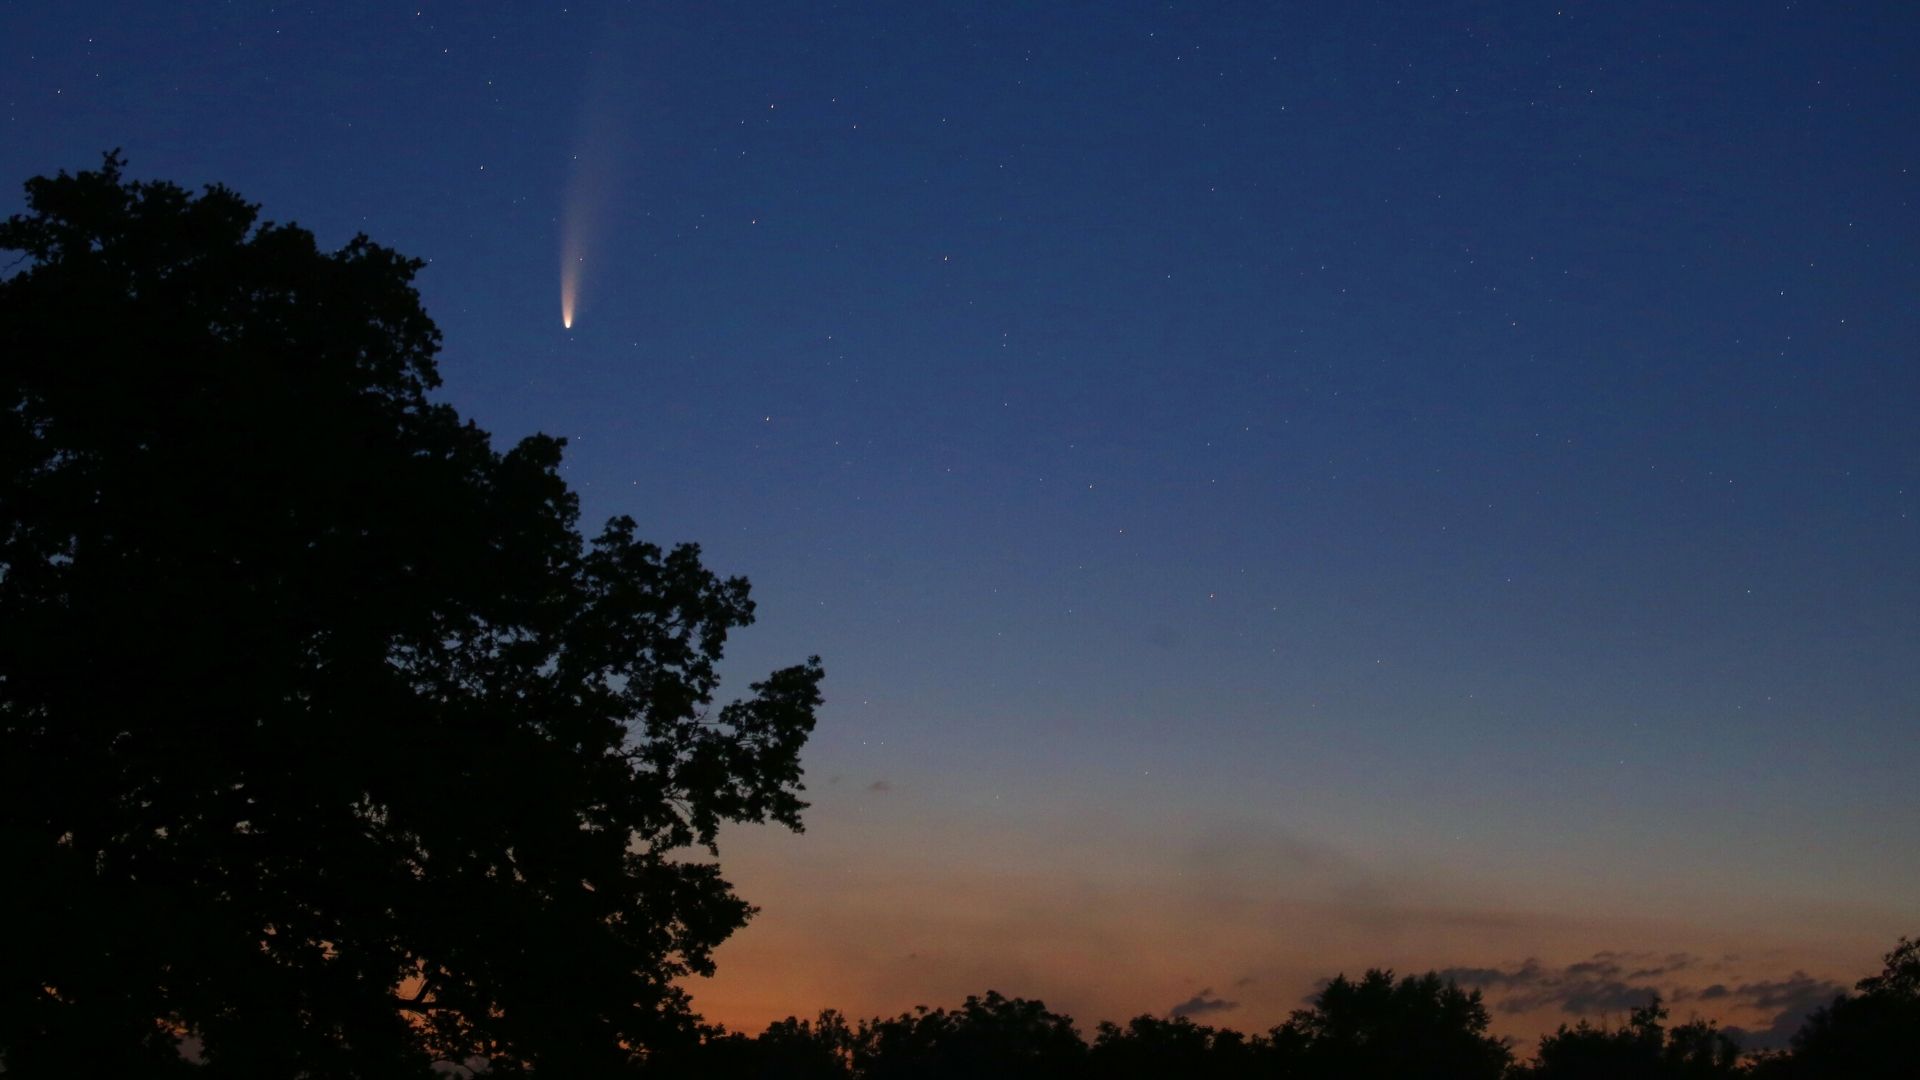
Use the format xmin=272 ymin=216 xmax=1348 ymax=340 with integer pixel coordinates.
xmin=6 ymin=0 xmax=1916 ymax=1047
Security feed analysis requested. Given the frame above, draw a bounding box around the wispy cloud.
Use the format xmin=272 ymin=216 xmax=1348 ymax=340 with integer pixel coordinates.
xmin=1715 ymin=973 xmax=1847 ymax=1050
xmin=1441 ymin=952 xmax=1685 ymax=1015
xmin=1438 ymin=952 xmax=1847 ymax=1051
xmin=1168 ymin=988 xmax=1239 ymax=1018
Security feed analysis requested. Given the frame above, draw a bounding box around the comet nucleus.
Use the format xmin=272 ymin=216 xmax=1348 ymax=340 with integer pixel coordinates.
xmin=558 ymin=20 xmax=637 ymax=332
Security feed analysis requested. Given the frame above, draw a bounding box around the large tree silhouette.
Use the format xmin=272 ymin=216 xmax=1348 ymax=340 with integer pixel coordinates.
xmin=1269 ymin=969 xmax=1513 ymax=1080
xmin=0 ymin=156 xmax=822 ymax=1077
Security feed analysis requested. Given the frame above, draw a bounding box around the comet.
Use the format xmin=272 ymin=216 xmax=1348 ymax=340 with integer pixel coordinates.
xmin=559 ymin=140 xmax=616 ymax=329
xmin=559 ymin=180 xmax=592 ymax=329
xmin=558 ymin=21 xmax=635 ymax=332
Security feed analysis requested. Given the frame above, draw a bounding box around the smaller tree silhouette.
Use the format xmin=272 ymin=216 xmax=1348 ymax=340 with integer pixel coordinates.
xmin=1516 ymin=996 xmax=1740 ymax=1079
xmin=1268 ymin=969 xmax=1512 ymax=1080
xmin=854 ymin=991 xmax=1088 ymax=1080
xmin=1088 ymin=1014 xmax=1263 ymax=1080
xmin=648 ymin=1011 xmax=854 ymax=1080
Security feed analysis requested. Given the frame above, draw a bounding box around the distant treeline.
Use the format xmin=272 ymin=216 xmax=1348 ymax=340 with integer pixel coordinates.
xmin=637 ymin=937 xmax=1917 ymax=1080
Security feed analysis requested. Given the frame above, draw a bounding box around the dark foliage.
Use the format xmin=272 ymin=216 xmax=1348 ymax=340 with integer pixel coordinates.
xmin=1513 ymin=997 xmax=1741 ymax=1080
xmin=0 ymin=156 xmax=822 ymax=1077
xmin=644 ymin=1011 xmax=856 ymax=1080
xmin=1088 ymin=1014 xmax=1262 ymax=1080
xmin=854 ymin=991 xmax=1090 ymax=1080
xmin=1267 ymin=969 xmax=1513 ymax=1080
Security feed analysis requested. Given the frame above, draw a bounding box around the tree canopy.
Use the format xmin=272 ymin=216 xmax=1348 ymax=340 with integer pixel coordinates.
xmin=1270 ymin=969 xmax=1513 ymax=1080
xmin=1514 ymin=997 xmax=1741 ymax=1080
xmin=854 ymin=991 xmax=1090 ymax=1080
xmin=0 ymin=155 xmax=822 ymax=1077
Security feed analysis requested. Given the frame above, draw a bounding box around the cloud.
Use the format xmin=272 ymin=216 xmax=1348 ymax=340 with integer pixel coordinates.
xmin=1168 ymin=988 xmax=1239 ymax=1018
xmin=1732 ymin=972 xmax=1843 ymax=1012
xmin=1438 ymin=954 xmax=1664 ymax=1015
xmin=1627 ymin=953 xmax=1700 ymax=980
xmin=1439 ymin=954 xmax=1848 ymax=1051
xmin=1716 ymin=972 xmax=1846 ymax=1051
xmin=1438 ymin=959 xmax=1548 ymax=990
xmin=1551 ymin=979 xmax=1670 ymax=1015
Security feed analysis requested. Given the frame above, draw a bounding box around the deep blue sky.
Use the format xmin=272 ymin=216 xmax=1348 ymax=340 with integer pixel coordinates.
xmin=6 ymin=0 xmax=1916 ymax=1040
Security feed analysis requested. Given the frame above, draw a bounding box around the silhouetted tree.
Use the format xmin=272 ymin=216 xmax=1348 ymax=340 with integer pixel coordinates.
xmin=855 ymin=992 xmax=1089 ymax=1080
xmin=1750 ymin=936 xmax=1920 ymax=1080
xmin=1514 ymin=997 xmax=1740 ymax=1080
xmin=1088 ymin=1014 xmax=1265 ymax=1080
xmin=653 ymin=1011 xmax=856 ymax=1080
xmin=1660 ymin=1015 xmax=1746 ymax=1079
xmin=0 ymin=155 xmax=822 ymax=1077
xmin=750 ymin=1012 xmax=859 ymax=1079
xmin=1268 ymin=969 xmax=1512 ymax=1080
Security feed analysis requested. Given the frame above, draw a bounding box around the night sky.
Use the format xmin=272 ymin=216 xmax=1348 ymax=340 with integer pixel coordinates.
xmin=6 ymin=1 xmax=1916 ymax=1047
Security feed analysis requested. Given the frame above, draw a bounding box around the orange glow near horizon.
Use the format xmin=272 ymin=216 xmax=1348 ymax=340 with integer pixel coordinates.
xmin=675 ymin=818 xmax=1893 ymax=1048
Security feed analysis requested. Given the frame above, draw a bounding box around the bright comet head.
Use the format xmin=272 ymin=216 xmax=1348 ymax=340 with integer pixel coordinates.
xmin=560 ymin=256 xmax=579 ymax=330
